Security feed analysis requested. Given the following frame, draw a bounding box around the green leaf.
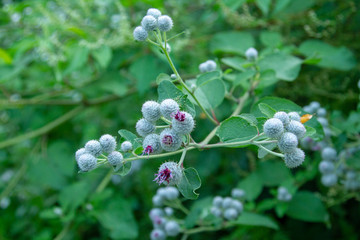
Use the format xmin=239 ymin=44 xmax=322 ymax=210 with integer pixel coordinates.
xmin=184 ymin=197 xmax=212 ymax=228
xmin=223 ymin=0 xmax=247 ymax=10
xmin=59 ymin=181 xmax=91 ymax=213
xmin=177 ymin=167 xmax=201 ymax=200
xmin=118 ymin=129 xmax=141 ymax=149
xmin=233 ymin=70 xmax=256 ymax=87
xmin=256 ymin=70 xmax=279 ymax=89
xmin=256 ymin=0 xmax=271 ymax=15
xmin=286 ymin=191 xmax=329 ymax=222
xmin=0 ymin=48 xmax=12 ymax=64
xmin=216 ymin=116 xmax=258 ymax=143
xmin=95 ymin=196 xmax=138 ymax=239
xmin=156 ymin=73 xmax=172 ymax=84
xmin=299 ymin=40 xmax=356 ymax=71
xmin=258 ymin=103 xmax=276 ymax=118
xmin=237 ymin=172 xmax=263 ymax=201
xmin=256 ymin=161 xmax=292 ymax=187
xmin=235 ymin=212 xmax=279 ymax=230
xmin=194 ymin=76 xmax=225 ymax=110
xmin=221 ymin=57 xmax=247 ymax=71
xmin=210 ymin=31 xmax=255 ymax=55
xmin=197 ymin=71 xmax=222 ymax=85
xmin=129 ymin=55 xmax=167 ymax=94
xmin=251 ymin=97 xmax=324 ymax=141
xmin=157 ymin=80 xmax=196 ymax=116
xmin=65 ymin=46 xmax=89 ymax=75
xmin=260 ymin=31 xmax=283 ymax=48
xmin=92 ymin=45 xmax=112 ymax=68
xmin=280 ymin=0 xmax=315 ymax=13
xmin=114 ymin=162 xmax=132 ymax=176
xmin=258 ymin=52 xmax=302 ymax=81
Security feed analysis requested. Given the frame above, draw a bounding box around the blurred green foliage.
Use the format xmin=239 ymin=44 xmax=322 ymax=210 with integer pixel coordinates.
xmin=0 ymin=0 xmax=359 ymax=239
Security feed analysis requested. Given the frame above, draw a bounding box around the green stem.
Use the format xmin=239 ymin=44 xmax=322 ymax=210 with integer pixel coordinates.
xmin=255 ymin=144 xmax=284 ymax=158
xmin=95 ymin=169 xmax=113 ymax=193
xmin=178 ymin=148 xmax=187 ymax=166
xmin=53 ymin=222 xmax=71 ymax=240
xmin=156 ymin=125 xmax=169 ymax=129
xmin=160 ymin=42 xmax=218 ymax=125
xmin=160 ymin=117 xmax=172 ymax=125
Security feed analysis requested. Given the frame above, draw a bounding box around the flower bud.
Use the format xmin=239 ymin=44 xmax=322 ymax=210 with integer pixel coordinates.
xmin=263 ymin=118 xmax=284 ymax=139
xmin=149 ymin=208 xmax=164 ymax=221
xmin=164 ymin=207 xmax=174 ymax=216
xmin=274 ymin=111 xmax=290 ymax=126
xmin=224 ymin=208 xmax=238 ymax=220
xmin=288 ymin=112 xmax=301 ymax=122
xmin=136 ymin=118 xmax=155 ymax=137
xmin=321 ymin=173 xmax=337 ymax=187
xmin=231 ymin=188 xmax=246 ymax=200
xmin=205 ymin=60 xmax=217 ymax=72
xmin=199 ymin=62 xmax=207 ymax=73
xmin=121 ymin=141 xmax=133 ymax=152
xmin=107 ymin=151 xmax=123 ymax=166
xmin=133 ymin=26 xmax=148 ymax=41
xmin=277 ymin=187 xmax=292 ymax=202
xmin=99 ymin=134 xmax=117 ymax=154
xmin=165 ymin=221 xmax=180 ymax=237
xmin=152 ymin=195 xmax=163 ymax=207
xmin=211 ymin=206 xmax=222 ymax=218
xmin=286 ymin=120 xmax=306 ymax=139
xmin=142 ymin=101 xmax=161 ymax=122
xmin=157 ymin=15 xmax=173 ymax=32
xmin=231 ymin=199 xmax=243 ymax=213
xmin=141 ymin=15 xmax=157 ymax=31
xmin=77 ymin=153 xmax=97 ymax=172
xmin=143 ymin=134 xmax=162 ymax=154
xmin=154 ymin=161 xmax=182 ymax=185
xmin=160 ymin=128 xmax=183 ymax=152
xmin=160 ymin=99 xmax=179 ymax=119
xmin=212 ymin=196 xmax=223 ymax=208
xmin=283 ymin=148 xmax=305 ymax=168
xmin=318 ymin=161 xmax=335 ymax=174
xmin=222 ymin=197 xmax=233 ymax=209
xmin=164 ymin=186 xmax=179 ymax=200
xmin=150 ymin=229 xmax=166 ymax=240
xmin=75 ymin=148 xmax=86 ymax=161
xmin=317 ymin=108 xmax=326 ymax=117
xmin=245 ymin=47 xmax=258 ymax=61
xmin=172 ymin=111 xmax=195 ymax=134
xmin=321 ymin=147 xmax=337 ymax=161
xmin=309 ymin=101 xmax=320 ymax=111
xmin=278 ymin=132 xmax=298 ymax=153
xmin=147 ymin=8 xmax=161 ymax=19
xmin=85 ymin=140 xmax=102 ymax=157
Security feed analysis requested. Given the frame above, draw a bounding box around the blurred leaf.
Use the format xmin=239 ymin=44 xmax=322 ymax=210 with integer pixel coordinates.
xmin=95 ymin=196 xmax=138 ymax=239
xmin=260 ymin=31 xmax=283 ymax=47
xmin=210 ymin=32 xmax=255 ymax=55
xmin=238 ymin=172 xmax=263 ymax=201
xmin=92 ymin=45 xmax=113 ymax=68
xmin=157 ymin=80 xmax=196 ymax=116
xmin=216 ymin=116 xmax=258 ymax=143
xmin=194 ymin=76 xmax=225 ymax=110
xmin=299 ymin=40 xmax=356 ymax=71
xmin=256 ymin=161 xmax=292 ymax=186
xmin=59 ymin=181 xmax=91 ymax=213
xmin=177 ymin=167 xmax=201 ymax=200
xmin=258 ymin=52 xmax=302 ymax=81
xmin=256 ymin=0 xmax=271 ymax=15
xmin=156 ymin=73 xmax=171 ymax=84
xmin=185 ymin=197 xmax=212 ymax=228
xmin=222 ymin=0 xmax=247 ymax=10
xmin=221 ymin=57 xmax=247 ymax=71
xmin=65 ymin=45 xmax=89 ymax=75
xmin=233 ymin=70 xmax=256 ymax=87
xmin=114 ymin=162 xmax=132 ymax=176
xmin=286 ymin=191 xmax=329 ymax=222
xmin=281 ymin=0 xmax=315 ymax=13
xmin=235 ymin=212 xmax=279 ymax=230
xmin=0 ymin=48 xmax=12 ymax=64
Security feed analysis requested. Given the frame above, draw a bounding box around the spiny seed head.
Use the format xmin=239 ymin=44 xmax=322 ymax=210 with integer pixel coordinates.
xmin=99 ymin=134 xmax=117 ymax=154
xmin=263 ymin=118 xmax=284 ymax=139
xmin=317 ymin=108 xmax=326 ymax=117
xmin=172 ymin=111 xmax=195 ymax=134
xmin=154 ymin=161 xmax=182 ymax=186
xmin=85 ymin=140 xmax=102 ymax=157
xmin=288 ymin=112 xmax=301 ymax=122
xmin=143 ymin=134 xmax=162 ymax=154
xmin=164 ymin=186 xmax=179 ymax=200
xmin=133 ymin=26 xmax=148 ymax=41
xmin=274 ymin=111 xmax=290 ymax=126
xmin=211 ymin=206 xmax=222 ymax=218
xmin=283 ymin=148 xmax=305 ymax=168
xmin=136 ymin=118 xmax=155 ymax=137
xmin=152 ymin=195 xmax=163 ymax=207
xmin=160 ymin=128 xmax=183 ymax=152
xmin=245 ymin=47 xmax=258 ymax=61
xmin=224 ymin=208 xmax=238 ymax=220
xmin=286 ymin=120 xmax=306 ymax=139
xmin=142 ymin=100 xmax=161 ymax=122
xmin=141 ymin=15 xmax=157 ymax=31
xmin=157 ymin=15 xmax=173 ymax=32
xmin=321 ymin=147 xmax=337 ymax=161
xmin=277 ymin=187 xmax=292 ymax=202
xmin=310 ymin=101 xmax=320 ymax=111
xmin=213 ymin=196 xmax=223 ymax=208
xmin=75 ymin=148 xmax=86 ymax=161
xmin=319 ymin=161 xmax=335 ymax=174
xmin=231 ymin=188 xmax=246 ymax=199
xmin=147 ymin=8 xmax=161 ymax=19
xmin=107 ymin=151 xmax=123 ymax=166
xmin=278 ymin=132 xmax=298 ymax=153
xmin=150 ymin=229 xmax=166 ymax=240
xmin=77 ymin=153 xmax=97 ymax=172
xmin=222 ymin=197 xmax=233 ymax=209
xmin=205 ymin=60 xmax=217 ymax=72
xmin=231 ymin=200 xmax=243 ymax=213
xmin=321 ymin=174 xmax=337 ymax=187
xmin=121 ymin=141 xmax=133 ymax=152
xmin=152 ymin=216 xmax=167 ymax=229
xmin=149 ymin=208 xmax=164 ymax=221
xmin=317 ymin=117 xmax=328 ymax=127
xmin=165 ymin=221 xmax=180 ymax=237
xmin=160 ymin=99 xmax=180 ymax=119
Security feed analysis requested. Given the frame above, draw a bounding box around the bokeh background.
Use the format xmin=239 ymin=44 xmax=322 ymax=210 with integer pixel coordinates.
xmin=0 ymin=0 xmax=359 ymax=239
